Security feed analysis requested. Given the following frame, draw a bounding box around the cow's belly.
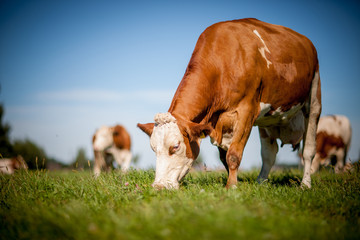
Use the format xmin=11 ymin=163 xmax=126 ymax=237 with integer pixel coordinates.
xmin=211 ymin=103 xmax=305 ymax=150
xmin=254 ymin=103 xmax=303 ymax=127
xmin=258 ymin=107 xmax=305 ymax=147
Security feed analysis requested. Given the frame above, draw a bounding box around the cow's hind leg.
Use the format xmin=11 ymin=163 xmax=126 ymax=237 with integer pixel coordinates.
xmin=257 ymin=128 xmax=278 ymax=183
xmin=302 ymin=71 xmax=322 ymax=188
xmin=109 ymin=147 xmax=132 ymax=172
xmin=310 ymin=153 xmax=322 ymax=174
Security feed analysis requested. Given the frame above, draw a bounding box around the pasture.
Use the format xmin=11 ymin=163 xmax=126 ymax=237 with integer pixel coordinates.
xmin=1 ymin=167 xmax=360 ymax=239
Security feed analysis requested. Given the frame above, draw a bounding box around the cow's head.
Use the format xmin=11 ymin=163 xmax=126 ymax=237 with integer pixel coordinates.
xmin=137 ymin=112 xmax=212 ymax=189
xmin=92 ymin=126 xmax=113 ymax=152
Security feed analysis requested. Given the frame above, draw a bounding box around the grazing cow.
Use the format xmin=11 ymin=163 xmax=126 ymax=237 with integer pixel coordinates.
xmin=92 ymin=124 xmax=132 ymax=176
xmin=138 ymin=18 xmax=321 ymax=189
xmin=311 ymin=115 xmax=351 ymax=173
xmin=0 ymin=155 xmax=28 ymax=174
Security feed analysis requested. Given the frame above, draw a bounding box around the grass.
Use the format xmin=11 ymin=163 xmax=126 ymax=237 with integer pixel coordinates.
xmin=1 ymin=167 xmax=360 ymax=240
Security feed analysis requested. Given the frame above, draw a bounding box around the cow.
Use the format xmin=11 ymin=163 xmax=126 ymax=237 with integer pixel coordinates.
xmin=311 ymin=115 xmax=351 ymax=173
xmin=0 ymin=155 xmax=28 ymax=174
xmin=138 ymin=18 xmax=321 ymax=190
xmin=92 ymin=124 xmax=132 ymax=176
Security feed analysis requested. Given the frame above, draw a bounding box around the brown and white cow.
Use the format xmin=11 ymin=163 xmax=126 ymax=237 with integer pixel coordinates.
xmin=311 ymin=115 xmax=351 ymax=173
xmin=138 ymin=18 xmax=321 ymax=189
xmin=92 ymin=124 xmax=132 ymax=176
xmin=0 ymin=155 xmax=28 ymax=174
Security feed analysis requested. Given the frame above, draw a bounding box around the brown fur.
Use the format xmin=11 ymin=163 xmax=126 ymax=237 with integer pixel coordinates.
xmin=316 ymin=131 xmax=345 ymax=159
xmin=112 ymin=125 xmax=131 ymax=150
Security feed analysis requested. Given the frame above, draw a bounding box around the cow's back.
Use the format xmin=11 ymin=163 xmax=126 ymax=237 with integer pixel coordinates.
xmin=170 ymin=18 xmax=319 ymax=121
xmin=205 ymin=19 xmax=317 ymax=108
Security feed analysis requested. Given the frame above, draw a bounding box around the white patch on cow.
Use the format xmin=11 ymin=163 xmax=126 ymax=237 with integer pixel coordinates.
xmin=221 ymin=132 xmax=233 ymax=150
xmin=258 ymin=102 xmax=272 ymax=119
xmin=211 ymin=132 xmax=234 ymax=151
xmin=150 ymin=113 xmax=194 ymax=189
xmin=253 ymin=29 xmax=272 ymax=68
xmin=93 ymin=126 xmax=113 ymax=151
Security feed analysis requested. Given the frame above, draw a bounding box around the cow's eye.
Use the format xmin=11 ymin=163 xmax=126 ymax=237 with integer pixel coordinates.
xmin=169 ymin=142 xmax=181 ymax=155
xmin=173 ymin=143 xmax=180 ymax=151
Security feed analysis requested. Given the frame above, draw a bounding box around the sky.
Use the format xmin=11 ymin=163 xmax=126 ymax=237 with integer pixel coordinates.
xmin=0 ymin=0 xmax=359 ymax=170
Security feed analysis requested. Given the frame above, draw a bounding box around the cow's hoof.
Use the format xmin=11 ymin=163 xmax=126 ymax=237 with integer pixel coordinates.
xmin=226 ymin=184 xmax=238 ymax=190
xmin=300 ymin=181 xmax=311 ymax=189
xmin=257 ymin=178 xmax=269 ymax=184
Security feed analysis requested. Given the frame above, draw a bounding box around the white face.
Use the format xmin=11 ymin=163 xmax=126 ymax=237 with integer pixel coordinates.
xmin=93 ymin=126 xmax=113 ymax=152
xmin=150 ymin=113 xmax=194 ymax=189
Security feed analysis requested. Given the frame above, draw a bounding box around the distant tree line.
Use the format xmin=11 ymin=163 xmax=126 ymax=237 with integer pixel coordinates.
xmin=0 ymin=104 xmax=72 ymax=170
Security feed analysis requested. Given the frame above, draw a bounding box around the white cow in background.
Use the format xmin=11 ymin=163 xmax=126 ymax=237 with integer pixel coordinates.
xmin=92 ymin=124 xmax=132 ymax=176
xmin=311 ymin=115 xmax=352 ymax=173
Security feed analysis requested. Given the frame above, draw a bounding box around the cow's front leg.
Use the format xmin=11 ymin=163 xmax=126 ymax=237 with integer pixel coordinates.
xmin=94 ymin=151 xmax=106 ymax=177
xmin=226 ymin=147 xmax=243 ymax=189
xmin=225 ymin=106 xmax=256 ymax=189
xmin=257 ymin=127 xmax=278 ymax=183
xmin=334 ymin=149 xmax=345 ymax=173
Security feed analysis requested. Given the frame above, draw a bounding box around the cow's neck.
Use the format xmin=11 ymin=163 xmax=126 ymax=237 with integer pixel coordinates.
xmin=168 ymin=70 xmax=217 ymax=125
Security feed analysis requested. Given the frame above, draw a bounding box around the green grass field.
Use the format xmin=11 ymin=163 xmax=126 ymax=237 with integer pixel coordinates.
xmin=1 ymin=167 xmax=360 ymax=240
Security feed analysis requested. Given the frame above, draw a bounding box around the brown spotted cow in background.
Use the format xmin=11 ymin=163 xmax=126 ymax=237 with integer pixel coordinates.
xmin=311 ymin=115 xmax=352 ymax=173
xmin=138 ymin=18 xmax=321 ymax=190
xmin=0 ymin=155 xmax=28 ymax=174
xmin=92 ymin=124 xmax=132 ymax=176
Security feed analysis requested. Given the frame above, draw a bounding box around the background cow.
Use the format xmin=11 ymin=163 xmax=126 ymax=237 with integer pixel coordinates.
xmin=311 ymin=115 xmax=352 ymax=173
xmin=0 ymin=155 xmax=28 ymax=174
xmin=138 ymin=18 xmax=321 ymax=189
xmin=92 ymin=124 xmax=132 ymax=176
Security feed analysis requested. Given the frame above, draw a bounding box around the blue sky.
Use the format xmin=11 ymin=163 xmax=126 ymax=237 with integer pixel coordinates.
xmin=1 ymin=0 xmax=359 ymax=169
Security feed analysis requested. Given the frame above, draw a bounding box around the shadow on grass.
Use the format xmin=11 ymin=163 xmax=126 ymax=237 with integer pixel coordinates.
xmin=268 ymin=171 xmax=302 ymax=186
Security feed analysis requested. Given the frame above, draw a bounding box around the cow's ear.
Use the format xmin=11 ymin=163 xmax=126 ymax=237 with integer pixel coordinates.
xmin=137 ymin=123 xmax=155 ymax=137
xmin=188 ymin=123 xmax=213 ymax=141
